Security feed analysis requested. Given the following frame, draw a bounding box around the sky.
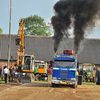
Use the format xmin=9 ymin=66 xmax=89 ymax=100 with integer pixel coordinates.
xmin=0 ymin=0 xmax=100 ymax=39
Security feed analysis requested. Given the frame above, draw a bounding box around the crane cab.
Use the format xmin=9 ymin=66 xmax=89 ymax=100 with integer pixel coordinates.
xmin=22 ymin=55 xmax=35 ymax=73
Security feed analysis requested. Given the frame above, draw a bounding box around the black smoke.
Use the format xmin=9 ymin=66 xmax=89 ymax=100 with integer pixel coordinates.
xmin=51 ymin=0 xmax=100 ymax=54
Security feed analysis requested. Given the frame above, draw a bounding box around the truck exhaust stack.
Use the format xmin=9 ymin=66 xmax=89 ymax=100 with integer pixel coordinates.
xmin=54 ymin=53 xmax=56 ymax=58
xmin=75 ymin=54 xmax=77 ymax=62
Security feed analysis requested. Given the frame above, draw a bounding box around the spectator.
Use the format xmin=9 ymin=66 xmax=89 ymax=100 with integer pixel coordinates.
xmin=3 ymin=64 xmax=7 ymax=70
xmin=4 ymin=66 xmax=9 ymax=84
xmin=0 ymin=66 xmax=2 ymax=79
xmin=3 ymin=64 xmax=7 ymax=80
xmin=9 ymin=66 xmax=14 ymax=82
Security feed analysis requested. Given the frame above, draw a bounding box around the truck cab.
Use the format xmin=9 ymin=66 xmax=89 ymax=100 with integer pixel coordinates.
xmin=52 ymin=50 xmax=78 ymax=88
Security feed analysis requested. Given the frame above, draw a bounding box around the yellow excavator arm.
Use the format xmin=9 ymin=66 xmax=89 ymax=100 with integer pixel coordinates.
xmin=15 ymin=19 xmax=25 ymax=70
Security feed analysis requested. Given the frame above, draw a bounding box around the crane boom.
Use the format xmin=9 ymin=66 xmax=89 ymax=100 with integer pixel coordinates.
xmin=15 ymin=19 xmax=25 ymax=70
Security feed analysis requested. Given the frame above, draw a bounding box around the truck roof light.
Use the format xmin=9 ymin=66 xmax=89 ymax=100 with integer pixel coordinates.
xmin=63 ymin=50 xmax=73 ymax=55
xmin=25 ymin=54 xmax=27 ymax=55
xmin=57 ymin=52 xmax=59 ymax=54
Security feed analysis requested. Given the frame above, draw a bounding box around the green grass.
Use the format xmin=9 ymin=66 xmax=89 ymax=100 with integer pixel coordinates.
xmin=0 ymin=79 xmax=5 ymax=84
xmin=82 ymin=82 xmax=96 ymax=85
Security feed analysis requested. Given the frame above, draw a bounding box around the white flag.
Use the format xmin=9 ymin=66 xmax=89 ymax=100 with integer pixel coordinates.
xmin=95 ymin=20 xmax=100 ymax=27
xmin=46 ymin=19 xmax=51 ymax=26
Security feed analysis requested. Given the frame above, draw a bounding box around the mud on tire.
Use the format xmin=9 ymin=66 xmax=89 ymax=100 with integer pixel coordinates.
xmin=35 ymin=74 xmax=42 ymax=81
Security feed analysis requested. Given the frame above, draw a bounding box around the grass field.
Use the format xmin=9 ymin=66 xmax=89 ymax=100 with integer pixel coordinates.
xmin=0 ymin=80 xmax=5 ymax=84
xmin=0 ymin=77 xmax=5 ymax=84
xmin=82 ymin=82 xmax=96 ymax=85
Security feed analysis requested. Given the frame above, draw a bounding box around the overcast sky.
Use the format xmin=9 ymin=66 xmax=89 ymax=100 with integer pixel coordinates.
xmin=0 ymin=0 xmax=100 ymax=39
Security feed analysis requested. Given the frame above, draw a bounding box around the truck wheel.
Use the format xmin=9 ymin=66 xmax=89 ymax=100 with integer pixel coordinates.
xmin=52 ymin=83 xmax=59 ymax=87
xmin=78 ymin=76 xmax=82 ymax=85
xmin=55 ymin=84 xmax=59 ymax=87
xmin=52 ymin=83 xmax=55 ymax=87
xmin=51 ymin=83 xmax=55 ymax=87
xmin=98 ymin=71 xmax=100 ymax=85
xmin=96 ymin=70 xmax=99 ymax=85
xmin=35 ymin=74 xmax=41 ymax=81
xmin=93 ymin=77 xmax=96 ymax=83
xmin=73 ymin=81 xmax=77 ymax=88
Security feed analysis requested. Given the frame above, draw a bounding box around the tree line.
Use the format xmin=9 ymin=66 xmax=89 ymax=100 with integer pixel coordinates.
xmin=0 ymin=15 xmax=52 ymax=36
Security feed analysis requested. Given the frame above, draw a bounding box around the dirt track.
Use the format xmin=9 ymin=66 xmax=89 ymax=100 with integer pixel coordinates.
xmin=0 ymin=83 xmax=100 ymax=100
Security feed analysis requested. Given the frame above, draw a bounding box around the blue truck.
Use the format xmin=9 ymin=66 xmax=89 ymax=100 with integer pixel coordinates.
xmin=52 ymin=50 xmax=78 ymax=88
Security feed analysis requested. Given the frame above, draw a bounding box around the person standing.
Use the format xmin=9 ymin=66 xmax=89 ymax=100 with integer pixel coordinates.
xmin=9 ymin=66 xmax=14 ymax=82
xmin=3 ymin=64 xmax=7 ymax=80
xmin=3 ymin=64 xmax=7 ymax=70
xmin=0 ymin=66 xmax=2 ymax=79
xmin=4 ymin=66 xmax=9 ymax=84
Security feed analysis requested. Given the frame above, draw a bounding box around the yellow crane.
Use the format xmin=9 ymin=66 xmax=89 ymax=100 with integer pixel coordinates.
xmin=15 ymin=19 xmax=25 ymax=70
xmin=15 ymin=19 xmax=35 ymax=82
xmin=15 ymin=19 xmax=48 ymax=82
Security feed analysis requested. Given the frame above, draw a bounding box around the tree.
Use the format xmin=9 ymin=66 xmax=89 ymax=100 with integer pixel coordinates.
xmin=23 ymin=15 xmax=52 ymax=36
xmin=0 ymin=28 xmax=3 ymax=34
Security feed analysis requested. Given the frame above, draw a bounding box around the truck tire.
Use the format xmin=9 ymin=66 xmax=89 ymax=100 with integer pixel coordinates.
xmin=73 ymin=81 xmax=77 ymax=88
xmin=96 ymin=70 xmax=99 ymax=85
xmin=78 ymin=76 xmax=82 ymax=85
xmin=52 ymin=83 xmax=55 ymax=87
xmin=55 ymin=84 xmax=59 ymax=87
xmin=78 ymin=70 xmax=83 ymax=85
xmin=78 ymin=76 xmax=80 ymax=85
xmin=35 ymin=74 xmax=42 ymax=81
xmin=93 ymin=77 xmax=96 ymax=83
xmin=52 ymin=83 xmax=59 ymax=87
xmin=98 ymin=71 xmax=100 ymax=85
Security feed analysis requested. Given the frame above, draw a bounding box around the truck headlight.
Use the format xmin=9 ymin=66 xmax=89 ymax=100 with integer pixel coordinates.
xmin=52 ymin=77 xmax=57 ymax=80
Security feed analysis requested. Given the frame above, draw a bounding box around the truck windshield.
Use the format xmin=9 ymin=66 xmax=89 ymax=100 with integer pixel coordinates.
xmin=83 ymin=65 xmax=93 ymax=71
xmin=35 ymin=61 xmax=44 ymax=69
xmin=53 ymin=60 xmax=75 ymax=67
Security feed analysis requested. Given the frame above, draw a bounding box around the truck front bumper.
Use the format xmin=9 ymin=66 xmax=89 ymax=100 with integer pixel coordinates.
xmin=52 ymin=80 xmax=76 ymax=85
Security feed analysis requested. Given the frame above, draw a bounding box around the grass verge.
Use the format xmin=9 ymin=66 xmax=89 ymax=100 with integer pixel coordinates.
xmin=82 ymin=82 xmax=96 ymax=85
xmin=0 ymin=80 xmax=5 ymax=84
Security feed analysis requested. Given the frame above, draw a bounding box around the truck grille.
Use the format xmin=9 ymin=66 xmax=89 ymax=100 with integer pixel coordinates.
xmin=60 ymin=70 xmax=68 ymax=80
